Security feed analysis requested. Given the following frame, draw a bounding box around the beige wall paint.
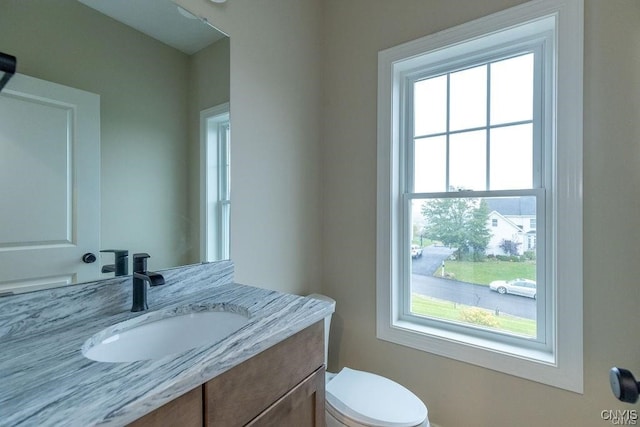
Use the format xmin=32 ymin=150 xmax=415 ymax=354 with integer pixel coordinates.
xmin=0 ymin=1 xmax=192 ymax=272
xmin=320 ymin=1 xmax=640 ymax=426
xmin=178 ymin=0 xmax=323 ymax=294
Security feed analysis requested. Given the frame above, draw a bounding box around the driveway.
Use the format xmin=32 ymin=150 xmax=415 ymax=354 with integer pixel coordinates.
xmin=412 ymin=245 xmax=455 ymax=276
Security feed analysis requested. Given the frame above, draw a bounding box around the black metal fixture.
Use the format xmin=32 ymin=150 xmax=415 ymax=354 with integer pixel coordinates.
xmin=131 ymin=253 xmax=165 ymax=312
xmin=610 ymin=367 xmax=640 ymax=403
xmin=0 ymin=52 xmax=17 ymax=92
xmin=100 ymin=249 xmax=129 ymax=277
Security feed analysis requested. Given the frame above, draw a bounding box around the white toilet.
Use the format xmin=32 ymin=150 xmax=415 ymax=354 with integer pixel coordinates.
xmin=308 ymin=294 xmax=430 ymax=427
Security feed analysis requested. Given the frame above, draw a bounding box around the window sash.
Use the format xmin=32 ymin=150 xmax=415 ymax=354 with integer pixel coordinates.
xmin=201 ymin=103 xmax=231 ymax=263
xmin=398 ymin=43 xmax=549 ymax=349
xmin=218 ymin=121 xmax=231 ymax=260
xmin=400 ymin=188 xmax=550 ymax=351
xmin=403 ymin=44 xmax=545 ymax=194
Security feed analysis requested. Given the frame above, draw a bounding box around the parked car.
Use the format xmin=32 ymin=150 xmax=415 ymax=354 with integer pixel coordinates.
xmin=411 ymin=245 xmax=423 ymax=259
xmin=489 ymin=278 xmax=537 ymax=299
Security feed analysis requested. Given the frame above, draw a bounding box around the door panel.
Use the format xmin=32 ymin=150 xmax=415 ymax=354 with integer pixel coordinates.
xmin=0 ymin=74 xmax=100 ymax=293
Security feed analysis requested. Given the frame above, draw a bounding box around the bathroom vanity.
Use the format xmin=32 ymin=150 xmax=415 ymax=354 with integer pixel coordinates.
xmin=131 ymin=322 xmax=324 ymax=426
xmin=0 ymin=261 xmax=332 ymax=426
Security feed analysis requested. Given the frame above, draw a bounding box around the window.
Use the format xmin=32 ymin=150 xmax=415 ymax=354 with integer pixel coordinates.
xmin=377 ymin=0 xmax=583 ymax=392
xmin=201 ymin=103 xmax=231 ymax=262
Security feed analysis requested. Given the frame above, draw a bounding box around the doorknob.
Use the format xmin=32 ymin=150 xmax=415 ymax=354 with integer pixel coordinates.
xmin=82 ymin=253 xmax=97 ymax=264
xmin=610 ymin=367 xmax=640 ymax=403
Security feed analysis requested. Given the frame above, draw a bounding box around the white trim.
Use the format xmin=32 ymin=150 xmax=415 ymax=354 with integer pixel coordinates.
xmin=376 ymin=0 xmax=583 ymax=393
xmin=200 ymin=102 xmax=230 ymax=262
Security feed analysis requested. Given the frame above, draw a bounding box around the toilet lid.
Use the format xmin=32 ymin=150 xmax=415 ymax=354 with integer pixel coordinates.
xmin=326 ymin=367 xmax=428 ymax=427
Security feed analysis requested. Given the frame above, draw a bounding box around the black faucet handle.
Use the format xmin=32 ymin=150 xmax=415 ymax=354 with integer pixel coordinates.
xmin=101 ymin=249 xmax=129 ymax=276
xmin=132 ymin=253 xmax=151 ymax=272
xmin=100 ymin=249 xmax=129 ymax=259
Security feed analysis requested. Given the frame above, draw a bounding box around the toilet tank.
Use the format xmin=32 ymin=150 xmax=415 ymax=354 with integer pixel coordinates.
xmin=307 ymin=294 xmax=335 ymax=367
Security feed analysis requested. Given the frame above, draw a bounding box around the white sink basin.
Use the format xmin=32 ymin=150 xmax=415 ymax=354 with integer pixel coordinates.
xmin=83 ymin=308 xmax=250 ymax=363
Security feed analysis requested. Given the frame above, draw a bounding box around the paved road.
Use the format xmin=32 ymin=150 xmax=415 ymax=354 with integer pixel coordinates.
xmin=411 ymin=245 xmax=455 ymax=276
xmin=411 ymin=245 xmax=536 ymax=319
xmin=410 ymin=274 xmax=536 ymax=319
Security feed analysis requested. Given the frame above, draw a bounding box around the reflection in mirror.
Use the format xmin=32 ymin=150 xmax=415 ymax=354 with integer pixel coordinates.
xmin=201 ymin=103 xmax=231 ymax=262
xmin=0 ymin=0 xmax=230 ymax=294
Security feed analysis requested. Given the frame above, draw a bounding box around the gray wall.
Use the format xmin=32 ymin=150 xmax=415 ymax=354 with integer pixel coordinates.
xmin=188 ymin=37 xmax=231 ymax=264
xmin=179 ymin=0 xmax=323 ymax=295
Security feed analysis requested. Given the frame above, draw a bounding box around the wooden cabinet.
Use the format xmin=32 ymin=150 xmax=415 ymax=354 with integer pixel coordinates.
xmin=129 ymin=321 xmax=325 ymax=427
xmin=246 ymin=367 xmax=324 ymax=427
xmin=128 ymin=387 xmax=203 ymax=427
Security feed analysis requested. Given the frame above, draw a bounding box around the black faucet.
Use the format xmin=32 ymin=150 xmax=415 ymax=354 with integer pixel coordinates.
xmin=131 ymin=253 xmax=165 ymax=312
xmin=100 ymin=249 xmax=128 ymax=277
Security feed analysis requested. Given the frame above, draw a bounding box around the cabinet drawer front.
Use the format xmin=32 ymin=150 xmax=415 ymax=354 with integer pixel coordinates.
xmin=204 ymin=321 xmax=324 ymax=426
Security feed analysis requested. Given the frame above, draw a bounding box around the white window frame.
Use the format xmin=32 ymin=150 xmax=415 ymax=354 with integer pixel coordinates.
xmin=201 ymin=103 xmax=231 ymax=262
xmin=376 ymin=0 xmax=583 ymax=392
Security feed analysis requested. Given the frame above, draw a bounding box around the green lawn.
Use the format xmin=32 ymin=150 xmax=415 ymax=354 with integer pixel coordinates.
xmin=435 ymin=259 xmax=536 ymax=285
xmin=411 ymin=293 xmax=536 ymax=337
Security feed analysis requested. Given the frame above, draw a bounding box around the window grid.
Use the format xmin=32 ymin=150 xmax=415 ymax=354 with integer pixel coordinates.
xmin=411 ymin=53 xmax=536 ymax=194
xmin=403 ymin=49 xmax=547 ymax=348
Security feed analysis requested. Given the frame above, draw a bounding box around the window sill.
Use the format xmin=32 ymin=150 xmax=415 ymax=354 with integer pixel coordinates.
xmin=390 ymin=319 xmax=554 ymax=363
xmin=377 ymin=318 xmax=582 ymax=393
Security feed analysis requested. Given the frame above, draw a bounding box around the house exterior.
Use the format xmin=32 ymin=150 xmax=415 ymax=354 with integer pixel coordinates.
xmin=485 ymin=197 xmax=536 ymax=256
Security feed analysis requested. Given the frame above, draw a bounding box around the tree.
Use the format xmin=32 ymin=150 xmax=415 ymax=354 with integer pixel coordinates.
xmin=468 ymin=199 xmax=492 ymax=260
xmin=421 ymin=198 xmax=491 ymax=261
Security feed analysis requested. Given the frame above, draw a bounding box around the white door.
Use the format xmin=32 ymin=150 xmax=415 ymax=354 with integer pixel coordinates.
xmin=0 ymin=74 xmax=100 ymax=294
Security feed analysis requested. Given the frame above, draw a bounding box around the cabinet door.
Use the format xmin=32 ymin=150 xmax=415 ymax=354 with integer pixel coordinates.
xmin=204 ymin=321 xmax=324 ymax=426
xmin=127 ymin=386 xmax=203 ymax=427
xmin=246 ymin=366 xmax=325 ymax=427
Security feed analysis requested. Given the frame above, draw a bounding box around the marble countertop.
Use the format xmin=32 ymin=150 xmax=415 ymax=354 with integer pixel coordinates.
xmin=0 ymin=262 xmax=333 ymax=426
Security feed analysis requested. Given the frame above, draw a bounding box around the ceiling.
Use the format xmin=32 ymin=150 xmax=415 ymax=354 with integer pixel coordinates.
xmin=77 ymin=0 xmax=226 ymax=55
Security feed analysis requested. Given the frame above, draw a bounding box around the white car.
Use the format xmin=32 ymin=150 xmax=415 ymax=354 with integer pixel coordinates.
xmin=411 ymin=245 xmax=423 ymax=259
xmin=489 ymin=278 xmax=537 ymax=299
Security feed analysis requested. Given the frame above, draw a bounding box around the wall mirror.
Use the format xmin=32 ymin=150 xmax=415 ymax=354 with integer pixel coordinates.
xmin=0 ymin=0 xmax=230 ymax=294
